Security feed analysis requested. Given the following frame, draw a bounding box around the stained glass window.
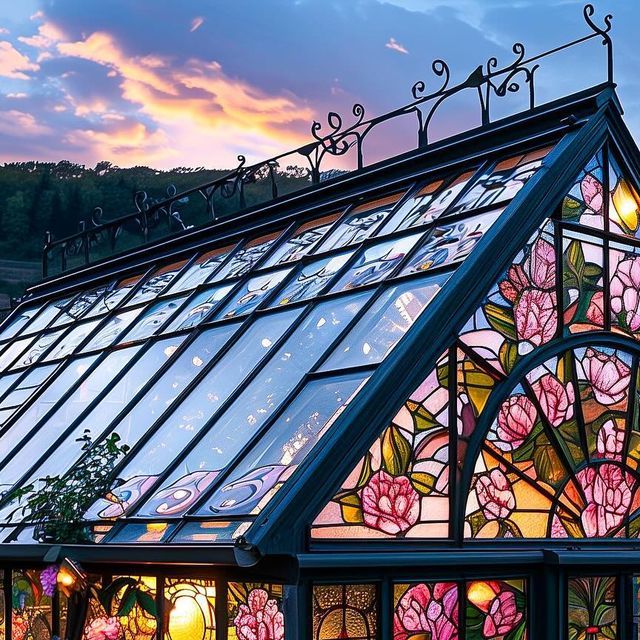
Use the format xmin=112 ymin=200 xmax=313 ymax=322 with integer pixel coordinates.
xmin=165 ymin=579 xmax=216 ymax=640
xmin=568 ymin=576 xmax=617 ymax=640
xmin=312 ymin=584 xmax=377 ymax=640
xmin=394 ymin=582 xmax=458 ymax=640
xmin=11 ymin=569 xmax=53 ymax=640
xmin=380 ymin=178 xmax=446 ymax=233
xmin=113 ymin=576 xmax=157 ymax=640
xmin=562 ymin=151 xmax=605 ymax=229
xmin=228 ymin=583 xmax=284 ymax=640
xmin=466 ymin=580 xmax=527 ymax=640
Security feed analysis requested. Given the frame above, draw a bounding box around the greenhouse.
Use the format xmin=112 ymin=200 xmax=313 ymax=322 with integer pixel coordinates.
xmin=0 ymin=4 xmax=636 ymax=640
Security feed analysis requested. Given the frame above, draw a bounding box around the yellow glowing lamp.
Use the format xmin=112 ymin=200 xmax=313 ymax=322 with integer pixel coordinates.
xmin=612 ymin=179 xmax=640 ymax=233
xmin=57 ymin=558 xmax=87 ymax=597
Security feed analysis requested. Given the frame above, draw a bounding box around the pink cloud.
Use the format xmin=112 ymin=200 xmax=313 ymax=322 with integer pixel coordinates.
xmin=0 ymin=110 xmax=51 ymax=136
xmin=385 ymin=37 xmax=409 ymax=54
xmin=190 ymin=16 xmax=205 ymax=32
xmin=0 ymin=41 xmax=39 ymax=79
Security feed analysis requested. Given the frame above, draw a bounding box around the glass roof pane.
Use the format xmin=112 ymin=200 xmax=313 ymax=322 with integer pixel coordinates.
xmin=379 ymin=179 xmax=446 ymax=233
xmin=329 ymin=233 xmax=423 ymax=293
xmin=260 ymin=213 xmax=342 ymax=267
xmin=16 ymin=336 xmax=190 ymax=492
xmin=125 ymin=261 xmax=188 ymax=307
xmin=42 ymin=320 xmax=102 ymax=362
xmin=170 ymin=520 xmax=251 ymax=544
xmin=196 ymin=372 xmax=368 ymax=518
xmin=211 ymin=233 xmax=281 ymax=281
xmin=0 ymin=353 xmax=99 ymax=493
xmin=120 ymin=296 xmax=188 ymax=343
xmin=400 ymin=209 xmax=503 ymax=276
xmin=213 ymin=268 xmax=292 ymax=320
xmin=0 ymin=372 xmax=22 ymax=401
xmin=19 ymin=297 xmax=73 ymax=335
xmin=320 ymin=275 xmax=447 ymax=370
xmin=0 ymin=337 xmax=38 ymax=372
xmin=134 ymin=292 xmax=371 ymax=518
xmin=84 ymin=310 xmax=300 ymax=519
xmin=84 ymin=274 xmax=143 ymax=317
xmin=0 ymin=346 xmax=143 ymax=493
xmin=162 ymin=284 xmax=234 ymax=332
xmin=10 ymin=330 xmax=65 ymax=369
xmin=0 ymin=303 xmax=44 ymax=341
xmin=316 ymin=194 xmax=403 ymax=252
xmin=0 ymin=364 xmax=57 ymax=410
xmin=50 ymin=285 xmax=110 ymax=327
xmin=272 ymin=252 xmax=353 ymax=306
xmin=108 ymin=522 xmax=178 ymax=543
xmin=81 ymin=307 xmax=144 ymax=352
xmin=166 ymin=245 xmax=236 ymax=293
xmin=413 ymin=170 xmax=477 ymax=221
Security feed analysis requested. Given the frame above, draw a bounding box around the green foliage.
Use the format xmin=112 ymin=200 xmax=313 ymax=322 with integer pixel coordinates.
xmin=7 ymin=431 xmax=130 ymax=544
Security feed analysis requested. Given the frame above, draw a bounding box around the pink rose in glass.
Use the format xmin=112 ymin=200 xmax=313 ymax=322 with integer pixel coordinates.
xmin=531 ymin=374 xmax=575 ymax=427
xmin=578 ymin=463 xmax=635 ymax=537
xmin=585 ymin=291 xmax=605 ymax=326
xmin=234 ymin=588 xmax=285 ymax=640
xmin=494 ymin=394 xmax=537 ymax=451
xmin=85 ymin=616 xmax=122 ymax=640
xmin=582 ymin=348 xmax=631 ymax=405
xmin=581 ymin=173 xmax=604 ymax=213
xmin=499 ymin=264 xmax=529 ymax=303
xmin=40 ymin=564 xmax=58 ymax=597
xmin=476 ymin=469 xmax=516 ymax=520
xmin=483 ymin=590 xmax=523 ymax=638
xmin=361 ymin=470 xmax=419 ymax=535
xmin=514 ymin=288 xmax=557 ymax=353
xmin=596 ymin=420 xmax=624 ymax=459
xmin=526 ymin=238 xmax=556 ymax=289
xmin=610 ymin=256 xmax=640 ymax=332
xmin=393 ymin=582 xmax=458 ymax=640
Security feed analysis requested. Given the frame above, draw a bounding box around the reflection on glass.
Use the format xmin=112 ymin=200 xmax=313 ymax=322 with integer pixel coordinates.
xmin=24 ymin=337 xmax=188 ymax=486
xmin=0 ymin=303 xmax=43 ymax=341
xmin=43 ymin=320 xmax=102 ymax=361
xmin=415 ymin=170 xmax=477 ymax=220
xmin=0 ymin=337 xmax=37 ymax=372
xmin=401 ymin=209 xmax=502 ymax=275
xmin=0 ymin=346 xmax=143 ymax=493
xmin=136 ymin=293 xmax=370 ymax=518
xmin=121 ymin=297 xmax=187 ymax=343
xmin=212 ymin=234 xmax=280 ymax=281
xmin=215 ymin=269 xmax=291 ymax=319
xmin=81 ymin=308 xmax=144 ymax=352
xmin=52 ymin=285 xmax=110 ymax=327
xmin=126 ymin=261 xmax=187 ymax=307
xmin=199 ymin=373 xmax=367 ymax=517
xmin=274 ymin=253 xmax=353 ymax=306
xmin=321 ymin=275 xmax=447 ymax=370
xmin=168 ymin=246 xmax=235 ymax=293
xmin=448 ymin=147 xmax=549 ymax=215
xmin=163 ymin=285 xmax=233 ymax=332
xmin=381 ymin=179 xmax=446 ymax=233
xmin=86 ymin=312 xmax=299 ymax=518
xmin=11 ymin=330 xmax=65 ymax=369
xmin=261 ymin=214 xmax=341 ymax=267
xmin=0 ymin=364 xmax=57 ymax=411
xmin=170 ymin=520 xmax=251 ymax=543
xmin=318 ymin=194 xmax=403 ymax=252
xmin=85 ymin=274 xmax=143 ymax=317
xmin=19 ymin=297 xmax=72 ymax=335
xmin=330 ymin=233 xmax=422 ymax=292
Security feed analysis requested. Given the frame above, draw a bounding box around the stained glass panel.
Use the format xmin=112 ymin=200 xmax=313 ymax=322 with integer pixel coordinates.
xmin=568 ymin=576 xmax=616 ymax=640
xmin=609 ymin=153 xmax=640 ymax=238
xmin=228 ymin=583 xmax=284 ymax=640
xmin=113 ymin=576 xmax=157 ymax=640
xmin=393 ymin=582 xmax=458 ymax=640
xmin=562 ymin=151 xmax=605 ymax=229
xmin=380 ymin=178 xmax=446 ymax=233
xmin=121 ymin=297 xmax=187 ymax=343
xmin=466 ymin=580 xmax=527 ymax=640
xmin=312 ymin=584 xmax=377 ymax=640
xmin=165 ymin=579 xmax=216 ymax=640
xmin=12 ymin=569 xmax=53 ymax=640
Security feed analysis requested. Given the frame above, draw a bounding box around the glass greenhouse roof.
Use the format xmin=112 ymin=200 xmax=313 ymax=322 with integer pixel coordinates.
xmin=0 ymin=143 xmax=553 ymax=545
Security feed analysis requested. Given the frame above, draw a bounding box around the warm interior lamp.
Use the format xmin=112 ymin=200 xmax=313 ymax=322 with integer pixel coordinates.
xmin=57 ymin=558 xmax=87 ymax=597
xmin=612 ymin=179 xmax=640 ymax=233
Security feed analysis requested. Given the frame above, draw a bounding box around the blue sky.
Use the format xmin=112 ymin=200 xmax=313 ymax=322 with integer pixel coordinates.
xmin=0 ymin=0 xmax=637 ymax=169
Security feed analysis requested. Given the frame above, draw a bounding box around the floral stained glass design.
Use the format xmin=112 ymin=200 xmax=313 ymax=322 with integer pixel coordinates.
xmin=228 ymin=583 xmax=284 ymax=640
xmin=165 ymin=579 xmax=216 ymax=640
xmin=12 ymin=569 xmax=53 ymax=640
xmin=562 ymin=152 xmax=605 ymax=229
xmin=568 ymin=576 xmax=617 ymax=640
xmin=466 ymin=580 xmax=527 ymax=640
xmin=312 ymin=584 xmax=377 ymax=640
xmin=113 ymin=576 xmax=157 ymax=640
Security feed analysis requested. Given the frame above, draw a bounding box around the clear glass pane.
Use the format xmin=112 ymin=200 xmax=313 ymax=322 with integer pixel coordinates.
xmin=121 ymin=297 xmax=187 ymax=343
xmin=81 ymin=308 xmax=144 ymax=352
xmin=163 ymin=285 xmax=234 ymax=332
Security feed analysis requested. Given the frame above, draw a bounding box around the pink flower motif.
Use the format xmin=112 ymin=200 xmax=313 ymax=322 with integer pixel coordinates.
xmin=531 ymin=374 xmax=575 ymax=427
xmin=393 ymin=582 xmax=458 ymax=640
xmin=361 ymin=470 xmax=419 ymax=535
xmin=526 ymin=238 xmax=556 ymax=289
xmin=499 ymin=264 xmax=529 ymax=304
xmin=40 ymin=564 xmax=58 ymax=597
xmin=234 ymin=588 xmax=285 ymax=640
xmin=581 ymin=173 xmax=604 ymax=213
xmin=483 ymin=590 xmax=523 ymax=638
xmin=12 ymin=616 xmax=29 ymax=640
xmin=586 ymin=291 xmax=605 ymax=326
xmin=476 ymin=469 xmax=516 ymax=521
xmin=85 ymin=616 xmax=122 ymax=640
xmin=610 ymin=257 xmax=640 ymax=332
xmin=550 ymin=514 xmax=569 ymax=538
xmin=596 ymin=420 xmax=625 ymax=459
xmin=494 ymin=395 xmax=537 ymax=451
xmin=578 ymin=463 xmax=635 ymax=537
xmin=582 ymin=348 xmax=631 ymax=405
xmin=514 ymin=288 xmax=557 ymax=353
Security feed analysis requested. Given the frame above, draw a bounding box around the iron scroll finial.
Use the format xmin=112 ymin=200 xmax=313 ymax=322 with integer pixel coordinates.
xmin=583 ymin=3 xmax=614 ymax=84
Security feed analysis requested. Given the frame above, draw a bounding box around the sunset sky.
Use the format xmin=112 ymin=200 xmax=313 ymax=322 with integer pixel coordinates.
xmin=0 ymin=0 xmax=638 ymax=170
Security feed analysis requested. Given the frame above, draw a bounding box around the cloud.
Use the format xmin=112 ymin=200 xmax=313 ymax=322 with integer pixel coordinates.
xmin=0 ymin=41 xmax=39 ymax=79
xmin=385 ymin=37 xmax=409 ymax=54
xmin=0 ymin=110 xmax=51 ymax=136
xmin=18 ymin=22 xmax=66 ymax=50
xmin=190 ymin=16 xmax=205 ymax=32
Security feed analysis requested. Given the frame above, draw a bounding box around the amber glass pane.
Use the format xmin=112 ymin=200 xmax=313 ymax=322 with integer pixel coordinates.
xmin=113 ymin=576 xmax=157 ymax=640
xmin=228 ymin=583 xmax=284 ymax=640
xmin=568 ymin=576 xmax=616 ymax=640
xmin=312 ymin=584 xmax=377 ymax=640
xmin=165 ymin=579 xmax=216 ymax=640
